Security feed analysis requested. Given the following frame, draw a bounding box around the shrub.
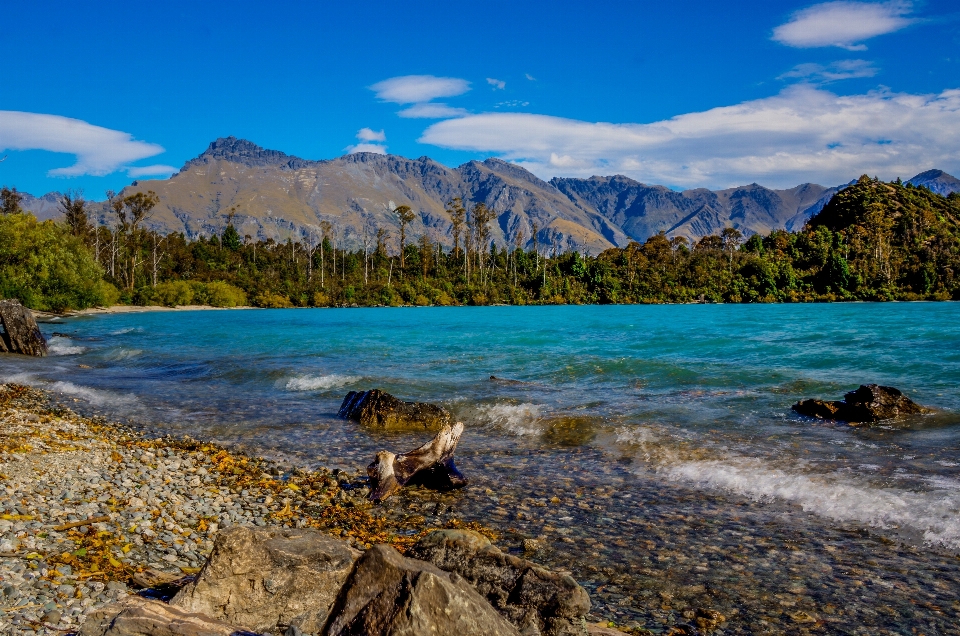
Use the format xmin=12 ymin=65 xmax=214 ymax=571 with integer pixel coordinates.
xmin=151 ymin=280 xmax=195 ymax=307
xmin=205 ymin=281 xmax=247 ymax=307
xmin=254 ymin=291 xmax=293 ymax=308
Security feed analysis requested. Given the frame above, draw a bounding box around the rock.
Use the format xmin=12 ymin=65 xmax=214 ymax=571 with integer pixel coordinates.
xmin=322 ymin=543 xmax=520 ymax=636
xmin=407 ymin=529 xmax=591 ymax=636
xmin=586 ymin=624 xmax=626 ymax=635
xmin=792 ymin=384 xmax=929 ymax=423
xmin=171 ymin=525 xmax=360 ymax=634
xmin=78 ymin=595 xmax=257 ymax=636
xmin=367 ymin=422 xmax=467 ymax=502
xmin=338 ymin=389 xmax=451 ymax=431
xmin=0 ymin=299 xmax=47 ymax=356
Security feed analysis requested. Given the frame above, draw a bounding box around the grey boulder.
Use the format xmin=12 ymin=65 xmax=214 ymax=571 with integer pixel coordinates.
xmin=322 ymin=543 xmax=520 ymax=636
xmin=171 ymin=525 xmax=360 ymax=634
xmin=407 ymin=529 xmax=591 ymax=636
xmin=78 ymin=595 xmax=257 ymax=636
xmin=338 ymin=389 xmax=451 ymax=431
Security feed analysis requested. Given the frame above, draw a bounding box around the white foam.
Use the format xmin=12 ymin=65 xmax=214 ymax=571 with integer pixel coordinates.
xmin=474 ymin=403 xmax=543 ymax=436
xmin=103 ymin=348 xmax=143 ymax=361
xmin=110 ymin=327 xmax=143 ymax=335
xmin=47 ymin=336 xmax=85 ymax=355
xmin=50 ymin=381 xmax=136 ymax=406
xmin=283 ymin=374 xmax=362 ymax=392
xmin=616 ymin=426 xmax=960 ymax=550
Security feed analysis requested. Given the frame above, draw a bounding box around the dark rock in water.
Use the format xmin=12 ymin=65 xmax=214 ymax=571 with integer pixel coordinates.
xmin=0 ymin=299 xmax=47 ymax=356
xmin=792 ymin=384 xmax=929 ymax=424
xmin=78 ymin=595 xmax=258 ymax=636
xmin=322 ymin=543 xmax=521 ymax=636
xmin=338 ymin=389 xmax=451 ymax=431
xmin=171 ymin=525 xmax=360 ymax=634
xmin=407 ymin=529 xmax=591 ymax=636
xmin=367 ymin=422 xmax=467 ymax=502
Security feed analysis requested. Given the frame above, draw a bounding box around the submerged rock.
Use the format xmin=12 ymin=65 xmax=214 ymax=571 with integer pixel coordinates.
xmin=338 ymin=389 xmax=451 ymax=431
xmin=792 ymin=384 xmax=929 ymax=424
xmin=322 ymin=543 xmax=520 ymax=636
xmin=0 ymin=299 xmax=47 ymax=356
xmin=171 ymin=525 xmax=361 ymax=634
xmin=367 ymin=422 xmax=467 ymax=502
xmin=78 ymin=595 xmax=256 ymax=636
xmin=407 ymin=529 xmax=591 ymax=636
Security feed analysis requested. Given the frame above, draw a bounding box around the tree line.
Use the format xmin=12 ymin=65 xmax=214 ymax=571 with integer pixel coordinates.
xmin=0 ymin=174 xmax=958 ymax=312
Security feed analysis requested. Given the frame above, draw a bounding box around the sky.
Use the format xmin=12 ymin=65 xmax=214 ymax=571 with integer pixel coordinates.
xmin=1 ymin=0 xmax=958 ymax=198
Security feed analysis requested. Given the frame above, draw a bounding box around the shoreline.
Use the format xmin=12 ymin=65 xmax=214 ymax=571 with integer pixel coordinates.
xmin=0 ymin=383 xmax=507 ymax=636
xmin=31 ymin=305 xmax=257 ymax=320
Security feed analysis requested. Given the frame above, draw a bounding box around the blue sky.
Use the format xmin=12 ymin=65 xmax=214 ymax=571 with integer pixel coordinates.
xmin=1 ymin=0 xmax=958 ymax=197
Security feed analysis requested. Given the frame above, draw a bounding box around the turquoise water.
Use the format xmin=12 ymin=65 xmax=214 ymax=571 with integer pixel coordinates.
xmin=4 ymin=304 xmax=960 ymax=632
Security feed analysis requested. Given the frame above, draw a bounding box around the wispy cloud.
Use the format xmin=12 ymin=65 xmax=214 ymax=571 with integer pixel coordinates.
xmin=487 ymin=78 xmax=506 ymax=90
xmin=369 ymin=75 xmax=470 ymax=103
xmin=356 ymin=127 xmax=386 ymax=142
xmin=0 ymin=111 xmax=164 ymax=177
xmin=772 ymin=1 xmax=915 ymax=50
xmin=126 ymin=164 xmax=178 ymax=178
xmin=346 ymin=128 xmax=387 ymax=154
xmin=495 ymin=100 xmax=530 ymax=108
xmin=779 ymin=59 xmax=879 ymax=82
xmin=397 ymin=103 xmax=470 ymax=119
xmin=525 ymin=73 xmax=536 ymax=81
xmin=419 ymin=85 xmax=960 ymax=189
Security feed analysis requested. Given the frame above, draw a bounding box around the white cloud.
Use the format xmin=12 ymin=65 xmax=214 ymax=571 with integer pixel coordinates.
xmin=772 ymin=1 xmax=915 ymax=50
xmin=779 ymin=59 xmax=879 ymax=82
xmin=126 ymin=164 xmax=178 ymax=178
xmin=356 ymin=127 xmax=386 ymax=142
xmin=0 ymin=111 xmax=164 ymax=177
xmin=397 ymin=103 xmax=470 ymax=119
xmin=418 ymin=85 xmax=960 ymax=189
xmin=487 ymin=78 xmax=506 ymax=90
xmin=346 ymin=143 xmax=388 ymax=155
xmin=525 ymin=74 xmax=536 ymax=81
xmin=369 ymin=75 xmax=470 ymax=104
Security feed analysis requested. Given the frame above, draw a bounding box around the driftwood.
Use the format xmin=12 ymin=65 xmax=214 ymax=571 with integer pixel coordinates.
xmin=0 ymin=299 xmax=47 ymax=356
xmin=367 ymin=422 xmax=467 ymax=502
xmin=53 ymin=515 xmax=111 ymax=532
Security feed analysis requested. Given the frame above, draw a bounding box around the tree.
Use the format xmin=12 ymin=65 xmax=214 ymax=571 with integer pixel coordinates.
xmin=121 ymin=190 xmax=159 ymax=289
xmin=1 ymin=187 xmax=23 ymax=215
xmin=394 ymin=205 xmax=415 ymax=269
xmin=446 ymin=197 xmax=466 ymax=264
xmin=721 ymin=227 xmax=743 ymax=271
xmin=470 ymin=203 xmax=496 ymax=284
xmin=59 ymin=190 xmax=92 ymax=242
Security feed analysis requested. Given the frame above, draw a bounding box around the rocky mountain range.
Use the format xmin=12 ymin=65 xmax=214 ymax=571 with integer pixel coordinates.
xmin=19 ymin=137 xmax=960 ymax=254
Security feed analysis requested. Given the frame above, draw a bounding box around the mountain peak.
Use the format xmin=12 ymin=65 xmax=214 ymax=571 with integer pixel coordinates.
xmin=907 ymin=168 xmax=960 ymax=196
xmin=184 ymin=137 xmax=311 ymax=171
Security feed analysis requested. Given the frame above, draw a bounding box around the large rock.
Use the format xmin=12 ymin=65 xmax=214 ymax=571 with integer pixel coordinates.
xmin=78 ymin=595 xmax=257 ymax=636
xmin=792 ymin=384 xmax=929 ymax=424
xmin=407 ymin=529 xmax=591 ymax=636
xmin=0 ymin=299 xmax=47 ymax=356
xmin=322 ymin=543 xmax=520 ymax=636
xmin=171 ymin=525 xmax=360 ymax=634
xmin=338 ymin=389 xmax=451 ymax=431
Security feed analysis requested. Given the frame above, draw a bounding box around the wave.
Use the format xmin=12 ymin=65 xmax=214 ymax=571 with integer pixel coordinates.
xmin=49 ymin=381 xmax=136 ymax=406
xmin=616 ymin=426 xmax=960 ymax=550
xmin=283 ymin=374 xmax=362 ymax=392
xmin=102 ymin=348 xmax=143 ymax=361
xmin=110 ymin=327 xmax=143 ymax=335
xmin=47 ymin=336 xmax=85 ymax=355
xmin=472 ymin=403 xmax=543 ymax=436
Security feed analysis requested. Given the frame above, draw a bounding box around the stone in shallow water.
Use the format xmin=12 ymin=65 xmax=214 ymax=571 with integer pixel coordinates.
xmin=792 ymin=384 xmax=929 ymax=424
xmin=338 ymin=389 xmax=451 ymax=431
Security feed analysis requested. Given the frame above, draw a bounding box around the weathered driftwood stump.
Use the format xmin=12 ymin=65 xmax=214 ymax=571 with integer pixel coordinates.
xmin=367 ymin=422 xmax=467 ymax=502
xmin=0 ymin=299 xmax=47 ymax=356
xmin=792 ymin=384 xmax=929 ymax=424
xmin=339 ymin=389 xmax=451 ymax=431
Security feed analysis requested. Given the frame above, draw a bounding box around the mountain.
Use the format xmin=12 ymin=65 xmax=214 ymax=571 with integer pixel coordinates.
xmin=19 ymin=192 xmax=63 ymax=221
xmin=907 ymin=169 xmax=960 ymax=196
xmin=27 ymin=137 xmax=959 ymax=254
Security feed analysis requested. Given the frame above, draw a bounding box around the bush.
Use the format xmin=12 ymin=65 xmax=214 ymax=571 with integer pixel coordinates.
xmin=204 ymin=281 xmax=247 ymax=307
xmin=151 ymin=281 xmax=195 ymax=307
xmin=254 ymin=291 xmax=293 ymax=308
xmin=0 ymin=212 xmax=110 ymax=311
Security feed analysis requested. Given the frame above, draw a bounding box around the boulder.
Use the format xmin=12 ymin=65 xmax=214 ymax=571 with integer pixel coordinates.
xmin=171 ymin=525 xmax=360 ymax=634
xmin=78 ymin=595 xmax=258 ymax=636
xmin=0 ymin=299 xmax=47 ymax=356
xmin=792 ymin=384 xmax=929 ymax=424
xmin=407 ymin=529 xmax=591 ymax=636
xmin=367 ymin=422 xmax=467 ymax=502
xmin=338 ymin=389 xmax=451 ymax=431
xmin=322 ymin=543 xmax=520 ymax=636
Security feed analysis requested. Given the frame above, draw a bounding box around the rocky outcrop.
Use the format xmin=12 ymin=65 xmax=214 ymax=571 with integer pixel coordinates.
xmin=338 ymin=389 xmax=451 ymax=431
xmin=171 ymin=525 xmax=360 ymax=634
xmin=792 ymin=384 xmax=929 ymax=423
xmin=78 ymin=595 xmax=257 ymax=636
xmin=367 ymin=422 xmax=467 ymax=502
xmin=322 ymin=543 xmax=521 ymax=636
xmin=0 ymin=299 xmax=47 ymax=356
xmin=407 ymin=529 xmax=591 ymax=636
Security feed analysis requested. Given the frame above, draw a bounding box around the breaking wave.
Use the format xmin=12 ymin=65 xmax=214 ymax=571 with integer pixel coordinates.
xmin=47 ymin=336 xmax=85 ymax=356
xmin=283 ymin=374 xmax=362 ymax=392
xmin=49 ymin=381 xmax=136 ymax=406
xmin=472 ymin=403 xmax=544 ymax=436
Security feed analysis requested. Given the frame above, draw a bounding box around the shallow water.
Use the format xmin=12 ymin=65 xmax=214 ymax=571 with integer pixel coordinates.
xmin=4 ymin=304 xmax=960 ymax=633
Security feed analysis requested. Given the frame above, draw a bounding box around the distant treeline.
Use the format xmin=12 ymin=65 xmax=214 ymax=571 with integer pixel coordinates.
xmin=1 ymin=175 xmax=958 ymax=312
